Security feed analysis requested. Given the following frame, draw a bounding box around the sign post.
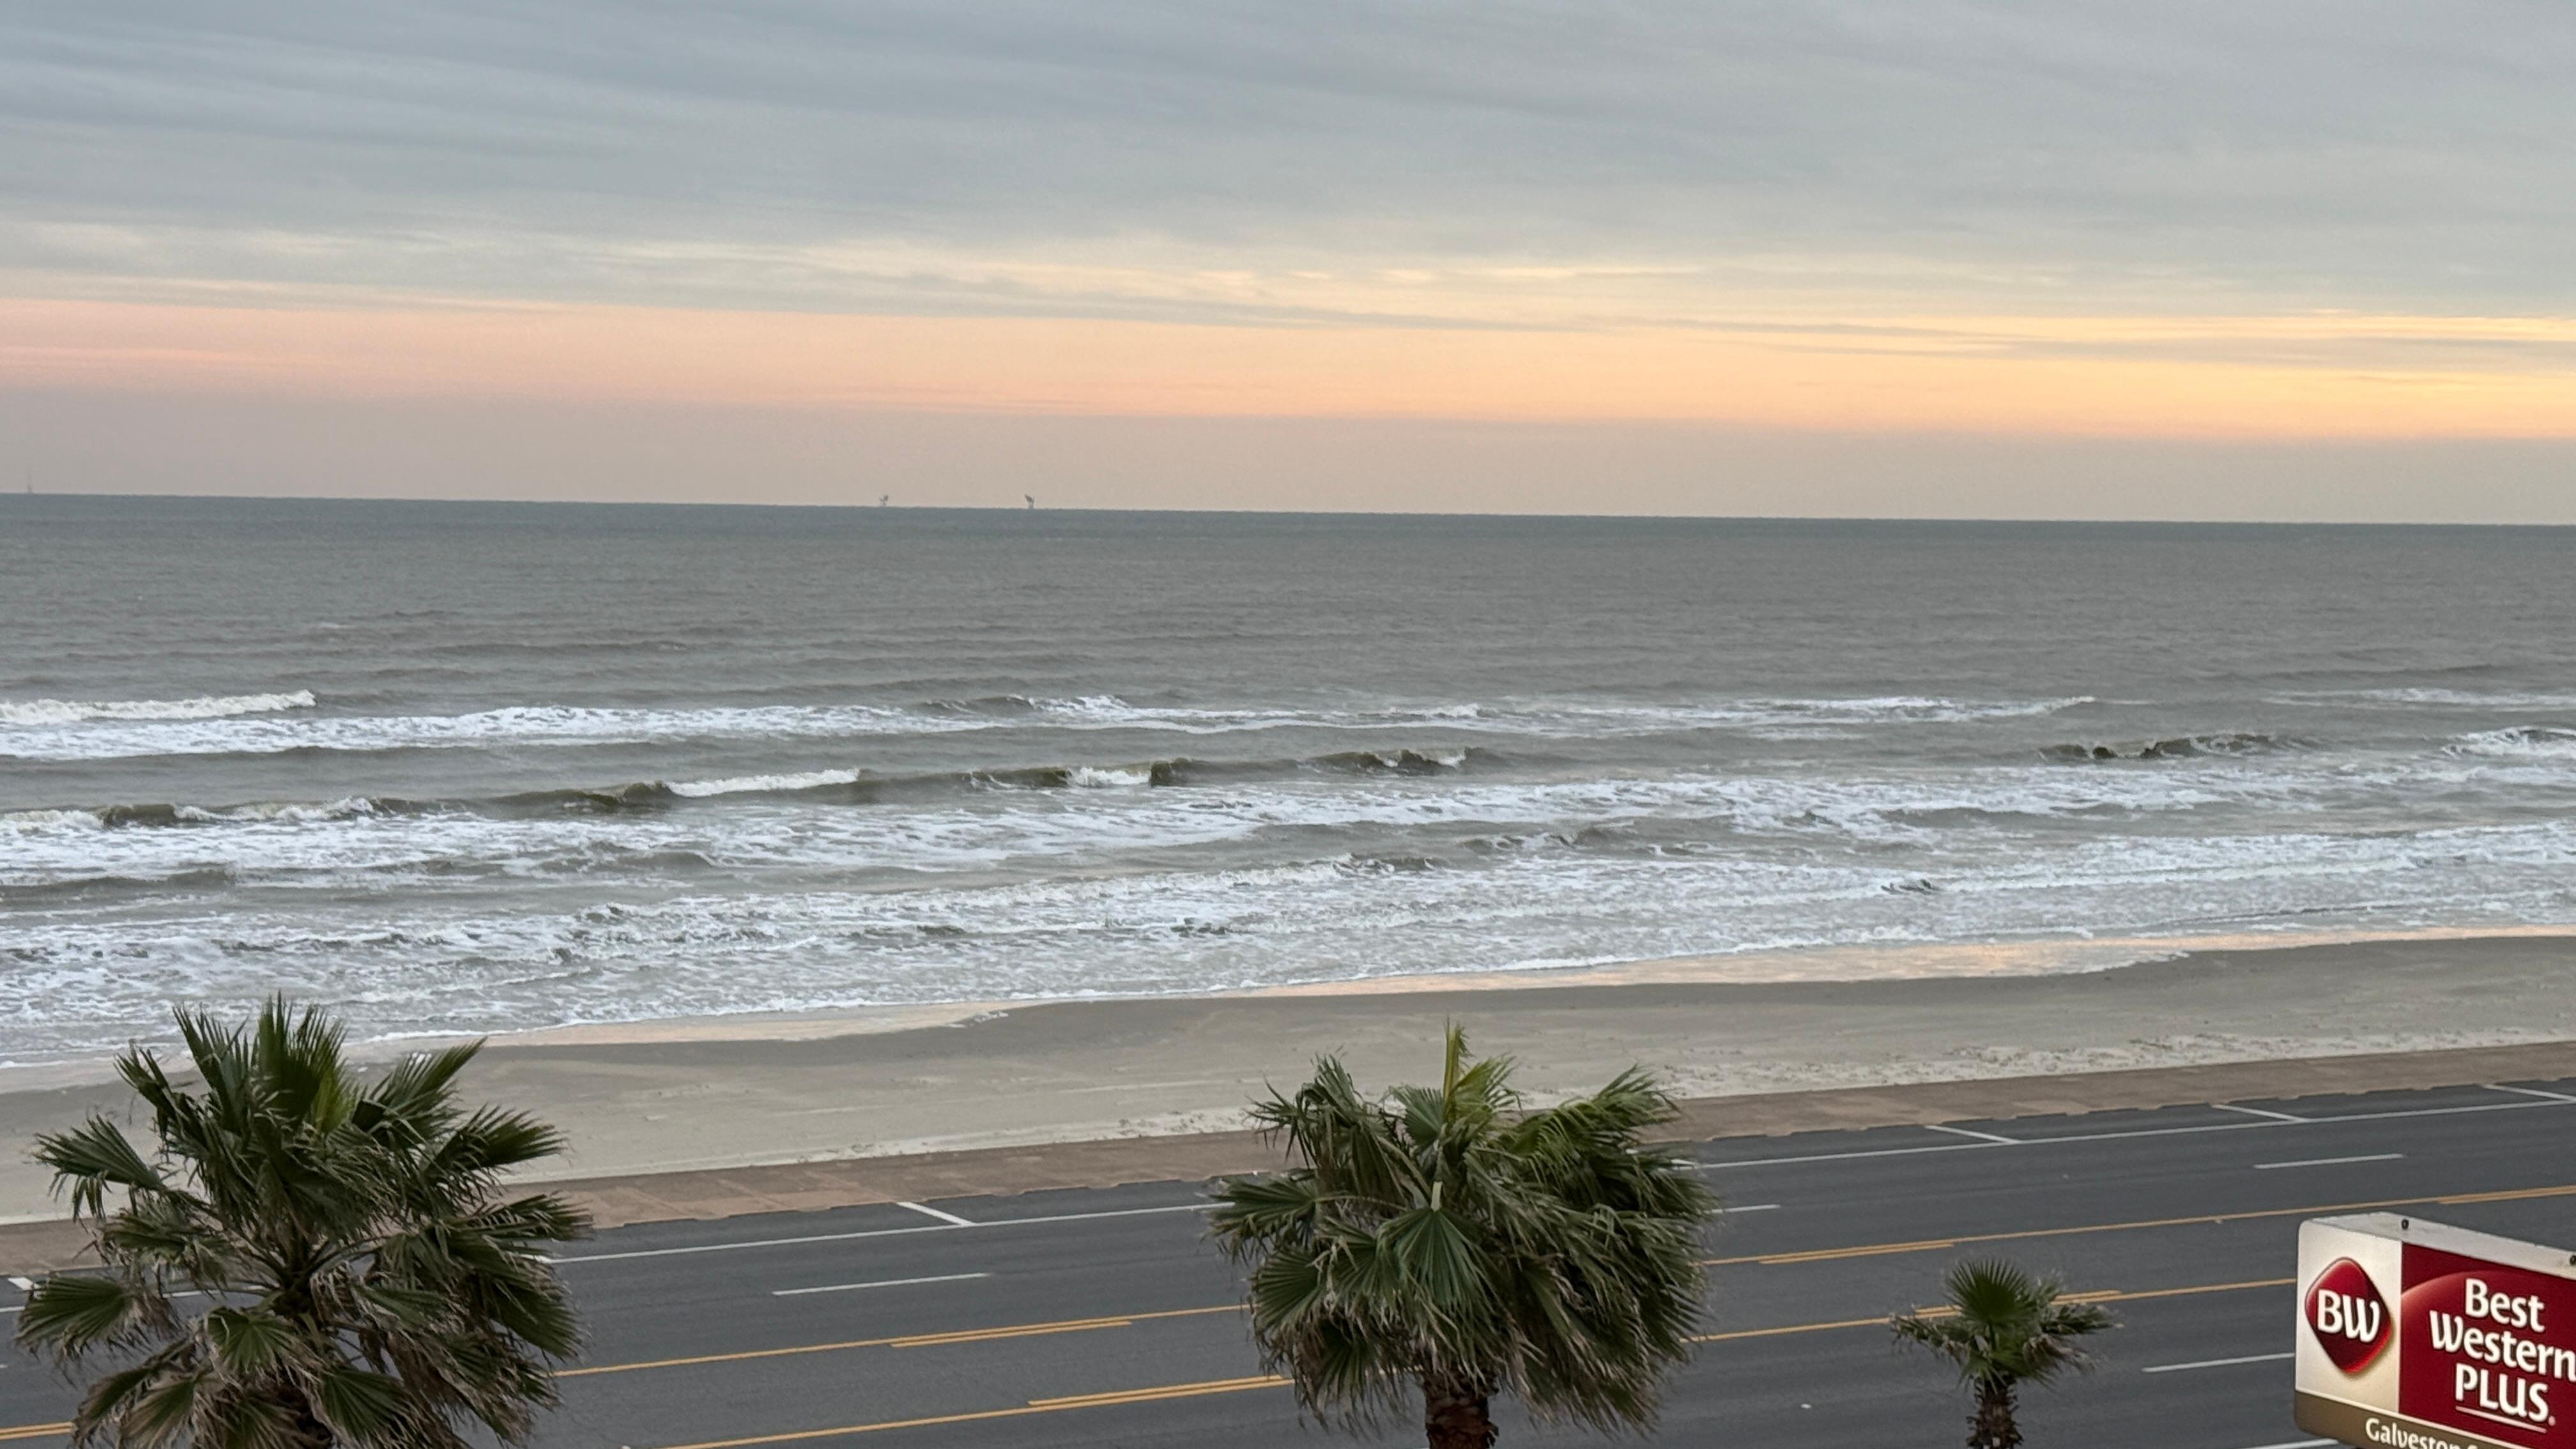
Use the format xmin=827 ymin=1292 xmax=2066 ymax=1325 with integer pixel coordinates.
xmin=2299 ymin=1213 xmax=2576 ymax=1449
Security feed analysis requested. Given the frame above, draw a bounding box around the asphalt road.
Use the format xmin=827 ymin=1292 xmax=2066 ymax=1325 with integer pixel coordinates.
xmin=7 ymin=1076 xmax=2576 ymax=1447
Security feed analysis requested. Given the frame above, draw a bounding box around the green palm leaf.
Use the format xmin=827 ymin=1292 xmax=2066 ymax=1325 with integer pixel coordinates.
xmin=12 ymin=997 xmax=591 ymax=1449
xmin=1211 ymin=1025 xmax=1716 ymax=1446
xmin=1893 ymin=1257 xmax=2118 ymax=1449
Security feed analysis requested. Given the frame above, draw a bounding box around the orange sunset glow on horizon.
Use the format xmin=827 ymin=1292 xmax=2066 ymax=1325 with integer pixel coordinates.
xmin=14 ymin=295 xmax=2576 ymax=442
xmin=5 ymin=4 xmax=2574 ymax=518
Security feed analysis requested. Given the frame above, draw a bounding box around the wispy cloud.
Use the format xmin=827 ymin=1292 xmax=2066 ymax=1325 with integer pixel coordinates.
xmin=4 ymin=2 xmax=2573 ymax=457
xmin=6 ymin=2 xmax=2572 ymax=316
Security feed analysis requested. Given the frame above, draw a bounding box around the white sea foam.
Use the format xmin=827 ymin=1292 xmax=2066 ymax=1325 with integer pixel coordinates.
xmin=0 ymin=690 xmax=317 ymax=726
xmin=6 ymin=741 xmax=2538 ymax=903
xmin=170 ymin=798 xmax=379 ymax=824
xmin=2285 ymin=687 xmax=2576 ymax=710
xmin=667 ymin=769 xmax=865 ymax=798
xmin=2448 ymin=726 xmax=2576 ymax=760
xmin=1017 ymin=693 xmax=2093 ymax=738
xmin=0 ymin=691 xmax=2108 ymax=762
xmin=10 ymin=681 xmax=2576 ymax=1061
xmin=11 ymin=805 xmax=2573 ymax=1061
xmin=0 ymin=702 xmax=979 ymax=762
xmin=1 ymin=808 xmax=104 ymax=834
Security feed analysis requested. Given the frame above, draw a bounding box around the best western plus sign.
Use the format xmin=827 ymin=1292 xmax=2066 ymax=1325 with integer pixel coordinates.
xmin=2299 ymin=1215 xmax=2576 ymax=1449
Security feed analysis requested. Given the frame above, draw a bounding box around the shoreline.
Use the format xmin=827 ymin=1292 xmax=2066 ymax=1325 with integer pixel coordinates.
xmin=8 ymin=921 xmax=2572 ymax=1092
xmin=3 ymin=929 xmax=2575 ymax=1224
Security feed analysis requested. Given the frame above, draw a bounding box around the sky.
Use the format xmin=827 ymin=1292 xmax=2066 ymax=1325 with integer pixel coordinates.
xmin=4 ymin=1 xmax=2574 ymax=518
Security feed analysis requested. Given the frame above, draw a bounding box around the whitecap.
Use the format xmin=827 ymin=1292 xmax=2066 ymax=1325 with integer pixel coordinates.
xmin=667 ymin=769 xmax=866 ymax=798
xmin=1 ymin=808 xmax=104 ymax=834
xmin=0 ymin=690 xmax=318 ymax=726
xmin=169 ymin=798 xmax=379 ymax=824
xmin=2447 ymin=726 xmax=2576 ymax=760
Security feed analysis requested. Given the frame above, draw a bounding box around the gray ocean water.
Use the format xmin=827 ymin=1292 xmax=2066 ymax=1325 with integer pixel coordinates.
xmin=4 ymin=495 xmax=2574 ymax=1065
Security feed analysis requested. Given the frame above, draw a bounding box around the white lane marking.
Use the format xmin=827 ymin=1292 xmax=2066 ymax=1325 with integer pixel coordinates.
xmin=2212 ymin=1103 xmax=2310 ymax=1123
xmin=2255 ymin=1153 xmax=2405 ymax=1171
xmin=1695 ymin=1094 xmax=2576 ymax=1172
xmin=896 ymin=1201 xmax=977 ymax=1227
xmin=1697 ymin=1141 xmax=1997 ymax=1171
xmin=773 ymin=1271 xmax=990 ymax=1298
xmin=553 ymin=1202 xmax=1214 ymax=1264
xmin=2141 ymin=1351 xmax=2294 ymax=1374
xmin=554 ymin=1086 xmax=2576 ymax=1262
xmin=1924 ymin=1124 xmax=2021 ymax=1145
xmin=2487 ymin=1083 xmax=2576 ymax=1103
xmin=4 ymin=1276 xmax=30 ymax=1290
xmin=1717 ymin=1204 xmax=1780 ymax=1215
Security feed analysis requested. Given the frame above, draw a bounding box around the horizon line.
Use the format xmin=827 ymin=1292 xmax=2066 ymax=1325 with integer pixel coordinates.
xmin=6 ymin=487 xmax=2572 ymax=532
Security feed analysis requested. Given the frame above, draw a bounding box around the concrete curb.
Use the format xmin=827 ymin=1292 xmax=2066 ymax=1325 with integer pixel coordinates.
xmin=6 ymin=1038 xmax=2573 ymax=1273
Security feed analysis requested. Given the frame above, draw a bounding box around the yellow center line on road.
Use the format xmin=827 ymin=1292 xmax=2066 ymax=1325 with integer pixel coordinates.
xmin=1686 ymin=1275 xmax=2291 ymax=1344
xmin=1705 ymin=1183 xmax=2576 ymax=1267
xmin=2102 ymin=1276 xmax=2294 ymax=1303
xmin=1028 ymin=1375 xmax=1288 ymax=1409
xmin=562 ymin=1304 xmax=1244 ymax=1377
xmin=13 ymin=1278 xmax=2312 ymax=1448
xmin=648 ymin=1375 xmax=1291 ymax=1449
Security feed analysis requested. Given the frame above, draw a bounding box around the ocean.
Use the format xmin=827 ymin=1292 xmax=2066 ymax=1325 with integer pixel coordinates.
xmin=4 ymin=495 xmax=2573 ymax=1066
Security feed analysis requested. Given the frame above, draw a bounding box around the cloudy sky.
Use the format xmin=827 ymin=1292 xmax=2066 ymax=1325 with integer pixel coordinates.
xmin=6 ymin=2 xmax=2574 ymax=516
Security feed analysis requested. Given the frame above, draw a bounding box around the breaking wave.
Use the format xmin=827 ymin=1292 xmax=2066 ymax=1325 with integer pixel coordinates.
xmin=0 ymin=690 xmax=317 ymax=726
xmin=2448 ymin=726 xmax=2576 ymax=760
xmin=8 ymin=747 xmax=1503 ymax=829
xmin=2042 ymin=732 xmax=2303 ymax=762
xmin=0 ymin=690 xmax=2108 ymax=762
xmin=666 ymin=769 xmax=866 ymax=799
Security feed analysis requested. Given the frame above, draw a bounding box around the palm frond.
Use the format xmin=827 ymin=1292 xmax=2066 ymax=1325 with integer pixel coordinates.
xmin=12 ymin=999 xmax=589 ymax=1449
xmin=17 ymin=1274 xmax=168 ymax=1357
xmin=1894 ymin=1256 xmax=2117 ymax=1390
xmin=1209 ymin=1030 xmax=1713 ymax=1437
xmin=33 ymin=1118 xmax=171 ymax=1220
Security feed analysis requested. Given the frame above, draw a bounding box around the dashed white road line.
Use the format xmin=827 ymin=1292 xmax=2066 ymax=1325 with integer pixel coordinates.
xmin=2141 ymin=1351 xmax=2294 ymax=1374
xmin=548 ymin=1084 xmax=2576 ymax=1262
xmin=773 ymin=1271 xmax=990 ymax=1298
xmin=1924 ymin=1124 xmax=2022 ymax=1145
xmin=2255 ymin=1153 xmax=2404 ymax=1171
xmin=553 ymin=1202 xmax=1215 ymax=1264
xmin=2212 ymin=1103 xmax=2310 ymax=1123
xmin=896 ymin=1201 xmax=978 ymax=1228
xmin=1695 ymin=1093 xmax=2576 ymax=1172
xmin=2488 ymin=1083 xmax=2576 ymax=1103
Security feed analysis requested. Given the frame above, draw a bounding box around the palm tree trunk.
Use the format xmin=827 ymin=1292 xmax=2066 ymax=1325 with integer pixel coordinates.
xmin=1423 ymin=1379 xmax=1497 ymax=1449
xmin=1968 ymin=1376 xmax=2020 ymax=1449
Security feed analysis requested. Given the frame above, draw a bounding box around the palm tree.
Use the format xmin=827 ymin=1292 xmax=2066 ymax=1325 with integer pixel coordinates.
xmin=1892 ymin=1257 xmax=2117 ymax=1449
xmin=13 ymin=999 xmax=590 ymax=1449
xmin=1207 ymin=1027 xmax=1716 ymax=1449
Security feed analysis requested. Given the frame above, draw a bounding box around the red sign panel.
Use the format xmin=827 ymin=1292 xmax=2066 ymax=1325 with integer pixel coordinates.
xmin=2299 ymin=1217 xmax=2576 ymax=1449
xmin=2400 ymin=1245 xmax=2576 ymax=1445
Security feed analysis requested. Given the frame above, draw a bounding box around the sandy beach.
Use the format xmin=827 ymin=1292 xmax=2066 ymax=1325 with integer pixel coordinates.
xmin=3 ymin=929 xmax=2573 ymax=1222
